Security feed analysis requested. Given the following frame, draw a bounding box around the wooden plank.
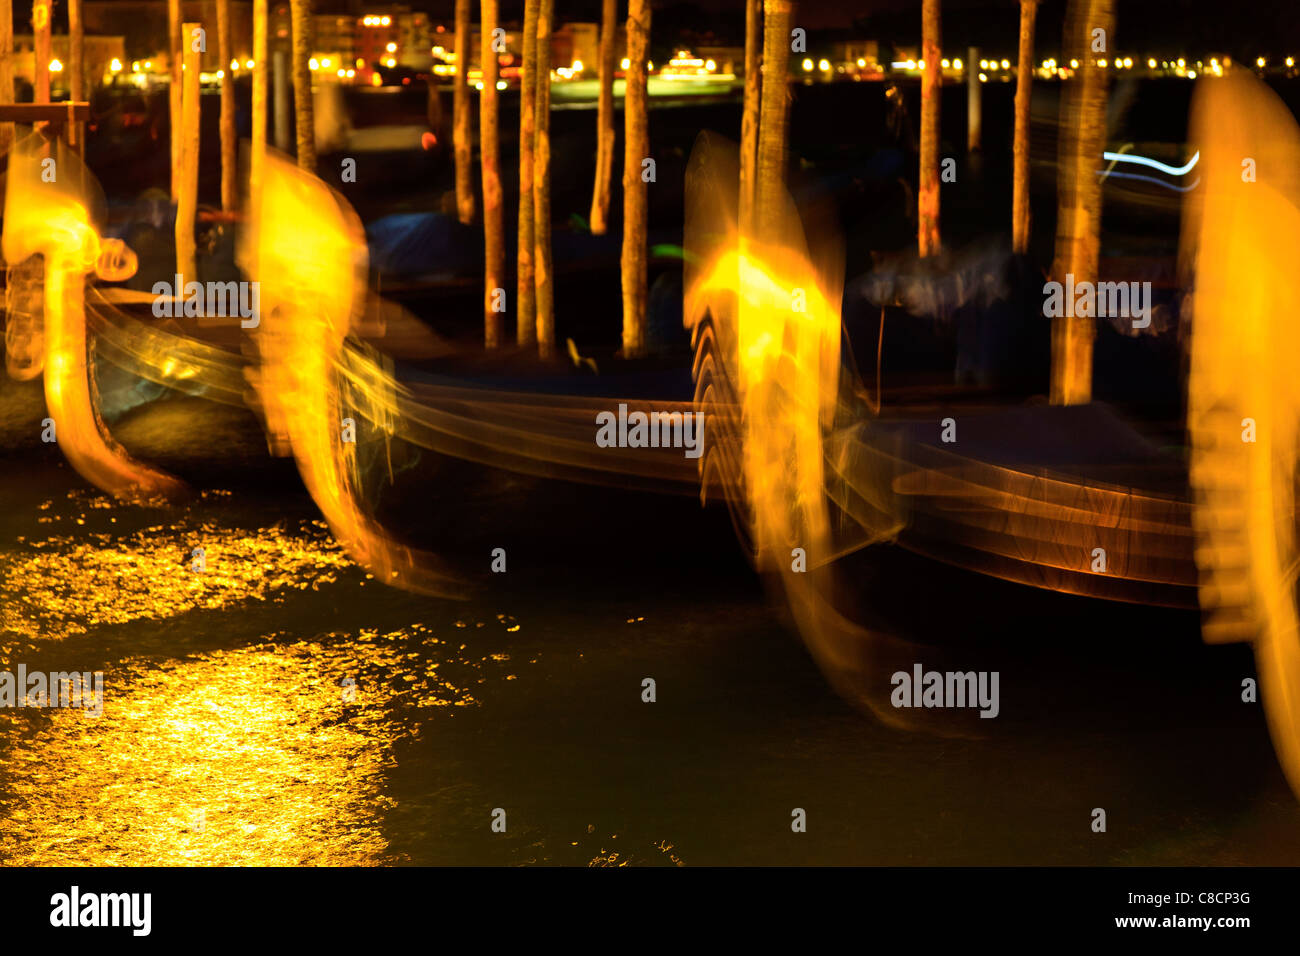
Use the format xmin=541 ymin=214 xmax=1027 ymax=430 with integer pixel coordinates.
xmin=0 ymin=102 xmax=91 ymax=123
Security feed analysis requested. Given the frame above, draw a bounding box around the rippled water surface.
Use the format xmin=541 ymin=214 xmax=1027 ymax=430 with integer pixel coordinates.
xmin=2 ymin=391 xmax=1300 ymax=866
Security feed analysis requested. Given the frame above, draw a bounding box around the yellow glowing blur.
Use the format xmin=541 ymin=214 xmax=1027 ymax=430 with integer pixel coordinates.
xmin=680 ymin=132 xmax=935 ymax=722
xmin=1184 ymin=71 xmax=1300 ymax=799
xmin=240 ymin=151 xmax=466 ymax=598
xmin=1 ymin=135 xmax=184 ymax=502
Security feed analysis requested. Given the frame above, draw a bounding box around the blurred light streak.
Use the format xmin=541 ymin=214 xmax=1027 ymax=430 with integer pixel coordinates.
xmin=1098 ymin=170 xmax=1201 ymax=192
xmin=1102 ymin=149 xmax=1199 ymax=176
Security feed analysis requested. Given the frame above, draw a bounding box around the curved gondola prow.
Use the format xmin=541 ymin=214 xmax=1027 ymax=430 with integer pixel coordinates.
xmin=2 ymin=130 xmax=185 ymax=502
xmin=239 ymin=149 xmax=472 ymax=600
xmin=682 ymin=130 xmax=964 ymax=734
xmin=1184 ymin=71 xmax=1300 ymax=800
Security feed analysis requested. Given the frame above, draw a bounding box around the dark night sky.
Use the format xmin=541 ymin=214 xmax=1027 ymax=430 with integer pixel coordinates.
xmin=14 ymin=0 xmax=1300 ymax=62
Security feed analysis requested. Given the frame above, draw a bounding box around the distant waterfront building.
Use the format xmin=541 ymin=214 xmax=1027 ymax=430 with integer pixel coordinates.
xmin=354 ymin=6 xmax=429 ymax=72
xmin=552 ymin=22 xmax=598 ymax=73
xmin=12 ymin=33 xmax=128 ymax=92
xmin=314 ymin=13 xmax=358 ymax=72
xmin=83 ymin=0 xmax=252 ymax=68
xmin=834 ymin=39 xmax=880 ymax=72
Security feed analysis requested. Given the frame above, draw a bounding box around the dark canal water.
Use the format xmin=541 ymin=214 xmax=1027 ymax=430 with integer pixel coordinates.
xmin=1 ymin=382 xmax=1298 ymax=865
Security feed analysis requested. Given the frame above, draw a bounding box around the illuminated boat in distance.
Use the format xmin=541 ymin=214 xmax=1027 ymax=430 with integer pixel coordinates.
xmin=659 ymin=50 xmax=734 ymax=82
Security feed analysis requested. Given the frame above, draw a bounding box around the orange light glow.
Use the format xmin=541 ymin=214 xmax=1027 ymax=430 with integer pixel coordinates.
xmin=1184 ymin=71 xmax=1300 ymax=797
xmin=1 ymin=135 xmax=184 ymax=502
xmin=239 ymin=151 xmax=467 ymax=598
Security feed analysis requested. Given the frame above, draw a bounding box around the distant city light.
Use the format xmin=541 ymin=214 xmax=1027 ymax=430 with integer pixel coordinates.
xmin=110 ymin=58 xmax=122 ymax=72
xmin=941 ymin=58 xmax=950 ymax=69
xmin=978 ymin=72 xmax=987 ymax=82
xmin=573 ymin=59 xmax=584 ymax=71
xmin=322 ymin=57 xmax=332 ymax=68
xmin=952 ymin=58 xmax=962 ymax=70
xmin=385 ymin=58 xmax=396 ymax=68
xmin=309 ymin=57 xmax=320 ymax=70
xmin=979 ymin=59 xmax=988 ymax=69
xmin=231 ymin=59 xmax=240 ymax=70
xmin=818 ymin=58 xmax=831 ymax=72
xmin=386 ymin=42 xmax=397 ymax=53
xmin=496 ymin=79 xmax=507 ymax=90
xmin=856 ymin=57 xmax=866 ymax=68
xmin=1289 ymin=57 xmax=1296 ymax=68
xmin=49 ymin=59 xmax=62 ymax=72
xmin=1000 ymin=58 xmax=1010 ymax=69
xmin=1148 ymin=58 xmax=1157 ymax=68
xmin=246 ymin=59 xmax=255 ymax=69
xmin=621 ymin=57 xmax=630 ymax=70
xmin=1257 ymin=57 xmax=1267 ymax=68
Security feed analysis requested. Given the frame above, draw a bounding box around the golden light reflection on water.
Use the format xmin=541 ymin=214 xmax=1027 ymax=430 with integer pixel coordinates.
xmin=0 ymin=515 xmax=353 ymax=639
xmin=0 ymin=627 xmax=483 ymax=865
